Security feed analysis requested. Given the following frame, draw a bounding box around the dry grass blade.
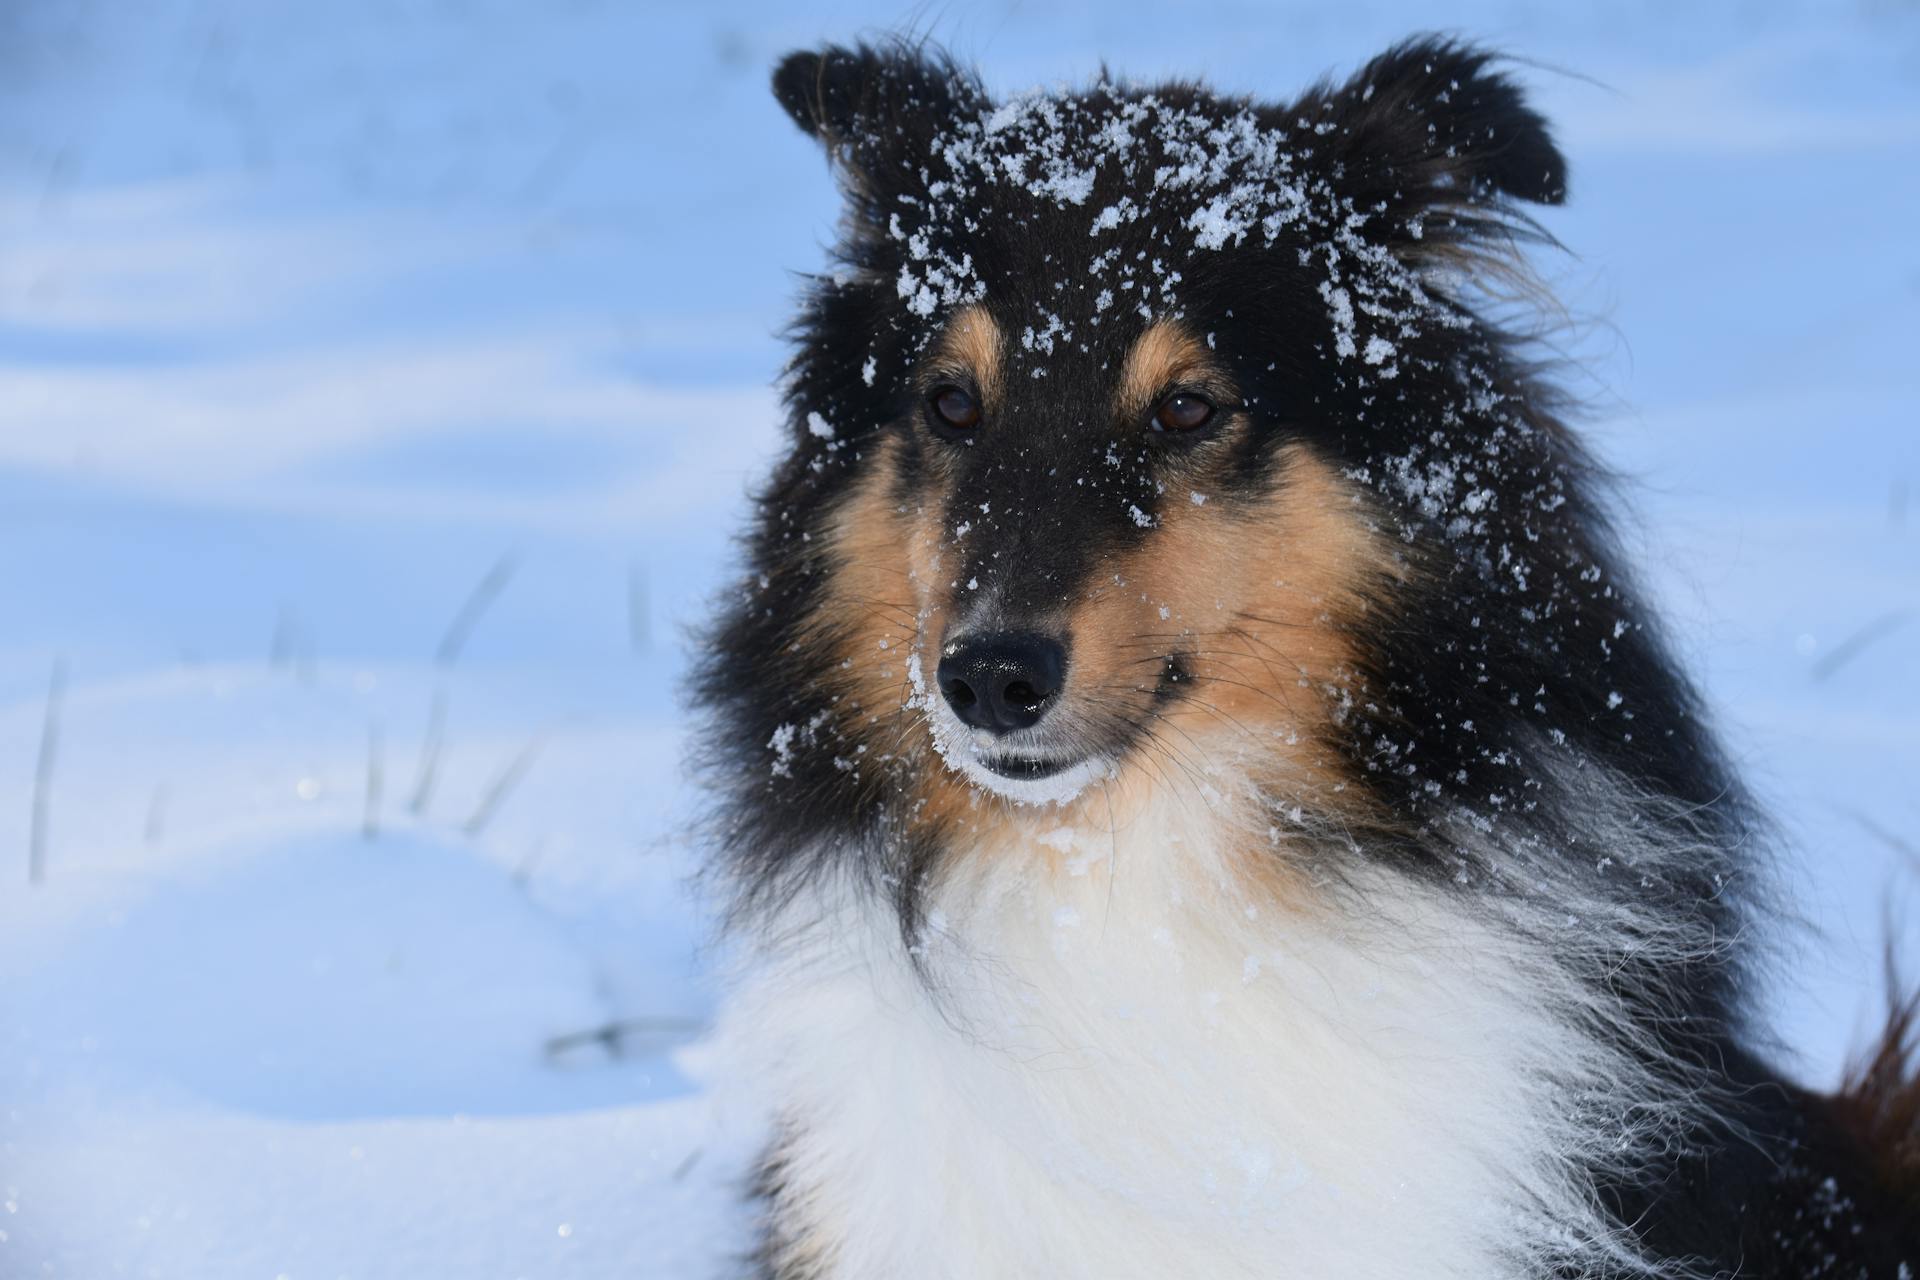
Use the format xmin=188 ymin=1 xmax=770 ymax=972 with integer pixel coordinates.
xmin=410 ymin=555 xmax=518 ymax=818
xmin=544 ymin=1015 xmax=705 ymax=1061
xmin=1810 ymin=611 xmax=1910 ymax=683
xmin=436 ymin=555 xmax=517 ymax=668
xmin=144 ymin=783 xmax=168 ymax=847
xmin=629 ymin=562 xmax=651 ymax=654
xmin=29 ymin=657 xmax=65 ymax=885
xmin=463 ymin=736 xmax=543 ymax=838
xmin=364 ymin=721 xmax=384 ymax=841
xmin=408 ymin=684 xmax=449 ymax=817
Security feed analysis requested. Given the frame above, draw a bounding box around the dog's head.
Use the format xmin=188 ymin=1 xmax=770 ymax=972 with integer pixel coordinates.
xmin=753 ymin=39 xmax=1576 ymax=795
xmin=708 ymin=39 xmax=1723 ymax=899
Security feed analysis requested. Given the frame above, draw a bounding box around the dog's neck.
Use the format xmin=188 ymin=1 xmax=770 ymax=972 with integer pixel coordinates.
xmin=727 ymin=786 xmax=1688 ymax=1279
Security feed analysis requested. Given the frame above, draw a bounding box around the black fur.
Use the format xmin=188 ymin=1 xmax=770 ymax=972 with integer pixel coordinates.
xmin=700 ymin=35 xmax=1920 ymax=1276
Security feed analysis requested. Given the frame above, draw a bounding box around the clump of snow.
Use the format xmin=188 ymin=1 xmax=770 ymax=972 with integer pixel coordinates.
xmin=769 ymin=722 xmax=798 ymax=775
xmin=1320 ymin=282 xmax=1358 ymax=359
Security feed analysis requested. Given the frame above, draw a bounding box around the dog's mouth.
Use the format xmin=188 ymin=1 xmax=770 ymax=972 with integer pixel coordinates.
xmin=917 ymin=693 xmax=1116 ymax=804
xmin=974 ymin=752 xmax=1082 ymax=781
xmin=947 ymin=747 xmax=1118 ymax=805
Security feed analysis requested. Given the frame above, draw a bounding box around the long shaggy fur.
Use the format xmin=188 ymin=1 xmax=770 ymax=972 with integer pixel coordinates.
xmin=697 ymin=34 xmax=1920 ymax=1279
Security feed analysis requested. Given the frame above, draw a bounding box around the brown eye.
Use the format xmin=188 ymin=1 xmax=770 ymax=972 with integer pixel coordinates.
xmin=930 ymin=385 xmax=981 ymax=431
xmin=1153 ymin=392 xmax=1216 ymax=433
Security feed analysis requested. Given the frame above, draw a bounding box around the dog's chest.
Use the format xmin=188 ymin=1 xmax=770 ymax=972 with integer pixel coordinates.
xmin=729 ymin=818 xmax=1565 ymax=1280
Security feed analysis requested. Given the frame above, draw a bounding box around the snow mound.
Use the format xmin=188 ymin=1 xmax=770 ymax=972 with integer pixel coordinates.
xmin=0 ymin=821 xmax=757 ymax=1277
xmin=5 ymin=828 xmax=705 ymax=1120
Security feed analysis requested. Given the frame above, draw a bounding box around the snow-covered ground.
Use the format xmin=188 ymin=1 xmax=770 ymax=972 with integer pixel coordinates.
xmin=1 ymin=2 xmax=1915 ymax=1275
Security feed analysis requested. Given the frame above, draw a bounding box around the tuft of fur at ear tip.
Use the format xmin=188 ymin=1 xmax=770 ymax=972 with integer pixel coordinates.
xmin=768 ymin=40 xmax=985 ymax=184
xmin=1454 ymin=74 xmax=1569 ymax=207
xmin=771 ymin=48 xmax=832 ymax=138
xmin=770 ymin=41 xmax=975 ymax=143
xmin=1348 ymin=35 xmax=1570 ymax=209
xmin=771 ymin=44 xmax=884 ymax=140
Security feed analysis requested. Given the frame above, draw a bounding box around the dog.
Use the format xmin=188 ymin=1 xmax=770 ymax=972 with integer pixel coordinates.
xmin=695 ymin=36 xmax=1920 ymax=1278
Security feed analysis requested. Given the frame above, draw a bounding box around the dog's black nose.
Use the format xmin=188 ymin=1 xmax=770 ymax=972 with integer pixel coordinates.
xmin=937 ymin=633 xmax=1067 ymax=735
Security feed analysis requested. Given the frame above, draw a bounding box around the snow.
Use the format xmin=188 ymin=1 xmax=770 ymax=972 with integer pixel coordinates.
xmin=0 ymin=665 xmax=755 ymax=1274
xmin=769 ymin=721 xmax=799 ymax=775
xmin=2 ymin=2 xmax=1916 ymax=1276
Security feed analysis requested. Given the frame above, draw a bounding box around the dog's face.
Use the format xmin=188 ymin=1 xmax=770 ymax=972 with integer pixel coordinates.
xmin=718 ymin=37 xmax=1734 ymax=881
xmin=812 ymin=100 xmax=1394 ymax=812
xmin=833 ymin=291 xmax=1388 ymax=808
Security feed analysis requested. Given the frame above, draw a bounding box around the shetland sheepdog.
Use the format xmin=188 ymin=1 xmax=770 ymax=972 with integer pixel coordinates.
xmin=696 ymin=36 xmax=1920 ymax=1279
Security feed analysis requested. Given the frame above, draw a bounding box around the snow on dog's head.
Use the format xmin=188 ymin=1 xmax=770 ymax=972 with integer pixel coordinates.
xmin=701 ymin=38 xmax=1741 ymax=933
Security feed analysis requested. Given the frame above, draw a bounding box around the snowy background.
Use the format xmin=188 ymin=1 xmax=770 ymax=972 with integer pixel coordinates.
xmin=1 ymin=1 xmax=1915 ymax=1275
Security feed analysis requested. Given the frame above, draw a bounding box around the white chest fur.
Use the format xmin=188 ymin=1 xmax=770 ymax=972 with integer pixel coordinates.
xmin=722 ymin=797 xmax=1656 ymax=1279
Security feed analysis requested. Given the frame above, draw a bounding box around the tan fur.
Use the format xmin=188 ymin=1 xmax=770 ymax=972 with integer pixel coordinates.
xmin=930 ymin=304 xmax=1003 ymax=403
xmin=1065 ymin=446 xmax=1396 ymax=826
xmin=1831 ymin=957 xmax=1920 ymax=1211
xmin=815 ymin=433 xmax=928 ymax=726
xmin=818 ymin=433 xmax=1017 ymax=841
xmin=1117 ymin=320 xmax=1212 ymax=413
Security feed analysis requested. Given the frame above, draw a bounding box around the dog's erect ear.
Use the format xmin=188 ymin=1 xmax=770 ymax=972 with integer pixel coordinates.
xmin=1303 ymin=37 xmax=1567 ymax=224
xmin=772 ymin=43 xmax=982 ymax=182
xmin=771 ymin=45 xmax=879 ymax=141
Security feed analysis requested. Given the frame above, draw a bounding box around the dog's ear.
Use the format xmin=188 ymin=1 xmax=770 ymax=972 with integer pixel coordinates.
xmin=772 ymin=42 xmax=982 ymax=184
xmin=1301 ymin=37 xmax=1566 ymax=231
xmin=771 ymin=45 xmax=881 ymax=142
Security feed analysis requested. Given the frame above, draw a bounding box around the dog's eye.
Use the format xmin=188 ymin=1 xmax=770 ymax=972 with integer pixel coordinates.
xmin=930 ymin=386 xmax=981 ymax=431
xmin=1153 ymin=392 xmax=1215 ymax=433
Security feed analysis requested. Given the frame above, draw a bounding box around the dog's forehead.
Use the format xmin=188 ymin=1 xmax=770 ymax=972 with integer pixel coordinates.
xmin=890 ymin=86 xmax=1325 ymax=344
